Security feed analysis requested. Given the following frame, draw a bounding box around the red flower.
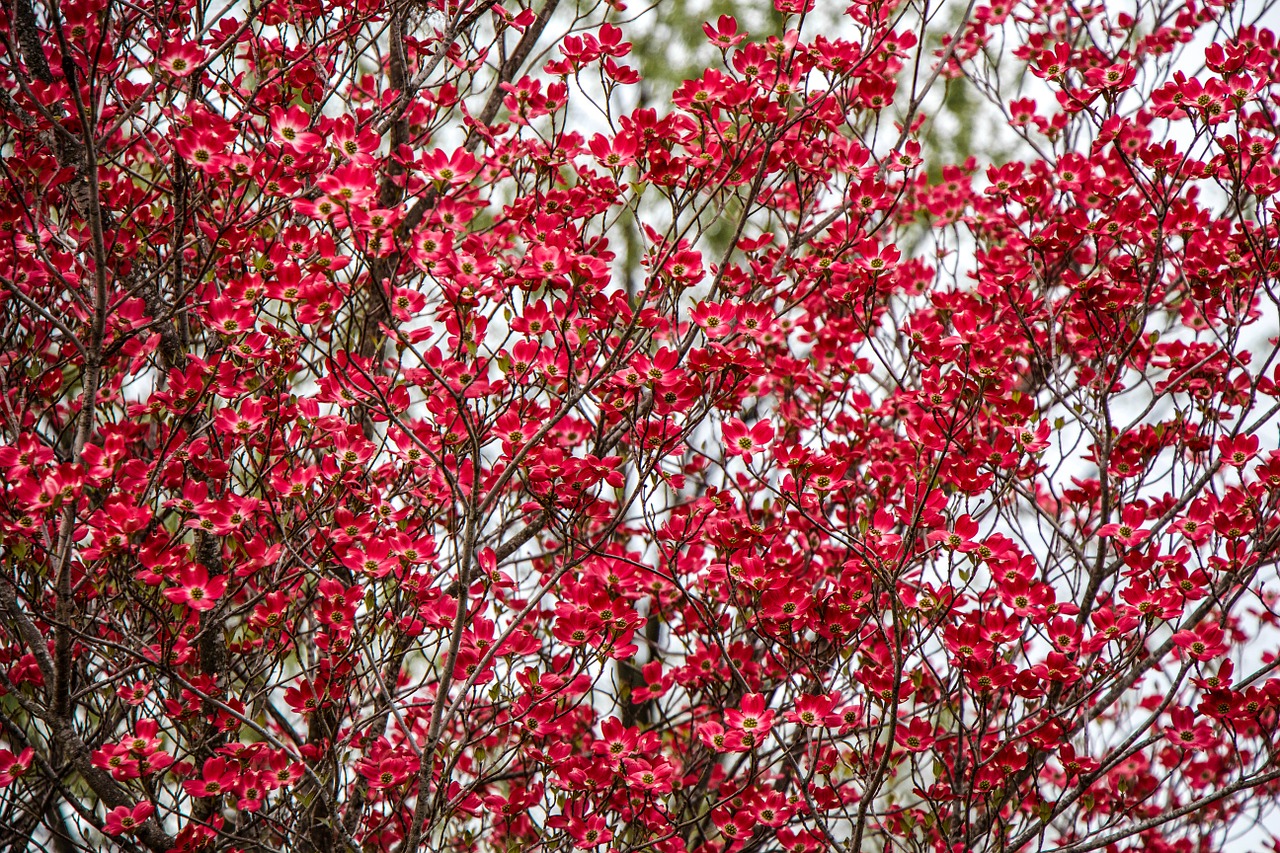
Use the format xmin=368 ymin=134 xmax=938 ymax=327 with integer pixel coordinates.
xmin=269 ymin=106 xmax=322 ymax=154
xmin=1164 ymin=707 xmax=1216 ymax=750
xmin=726 ymin=694 xmax=776 ymax=741
xmin=103 ymin=802 xmax=154 ymax=836
xmin=690 ymin=301 xmax=735 ymax=338
xmin=1097 ymin=504 xmax=1152 ymax=547
xmin=787 ymin=693 xmax=839 ymax=727
xmin=0 ymin=748 xmax=33 ymax=787
xmin=157 ymin=41 xmax=204 ymax=77
xmin=422 ymin=147 xmax=479 ymax=185
xmin=163 ymin=566 xmax=227 ymax=611
xmin=702 ymin=15 xmax=745 ymax=49
xmin=1173 ymin=622 xmax=1229 ymax=661
xmin=1218 ymin=434 xmax=1259 ymax=468
xmin=592 ymin=717 xmax=639 ymax=765
xmin=697 ymin=722 xmax=737 ymax=753
xmin=588 ymin=132 xmax=639 ymax=169
xmin=567 ymin=814 xmax=613 ymax=848
xmin=930 ymin=514 xmax=980 ymax=552
xmin=625 ymin=758 xmax=673 ymax=792
xmin=183 ymin=757 xmax=238 ymax=798
xmin=283 ymin=680 xmax=325 ymax=715
xmin=723 ymin=418 xmax=774 ymax=461
xmin=759 ymin=584 xmax=812 ymax=622
xmin=92 ymin=744 xmax=140 ymax=780
xmin=894 ymin=717 xmax=936 ymax=752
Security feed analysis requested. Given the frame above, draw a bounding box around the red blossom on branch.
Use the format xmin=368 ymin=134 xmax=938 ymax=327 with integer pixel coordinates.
xmin=3 ymin=0 xmax=1280 ymax=851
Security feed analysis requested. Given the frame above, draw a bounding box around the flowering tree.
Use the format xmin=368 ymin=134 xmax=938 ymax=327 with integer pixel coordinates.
xmin=3 ymin=0 xmax=1280 ymax=850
